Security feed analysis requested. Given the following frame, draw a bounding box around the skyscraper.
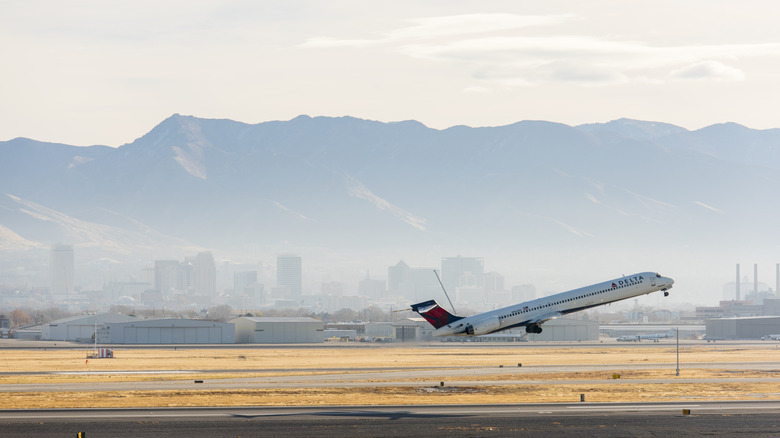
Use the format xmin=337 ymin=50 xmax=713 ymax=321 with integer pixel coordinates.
xmin=277 ymin=254 xmax=302 ymax=299
xmin=154 ymin=260 xmax=179 ymax=297
xmin=441 ymin=256 xmax=484 ymax=302
xmin=386 ymin=260 xmax=438 ymax=303
xmin=387 ymin=260 xmax=410 ymax=293
xmin=192 ymin=252 xmax=216 ymax=297
xmin=234 ymin=271 xmax=258 ymax=296
xmin=50 ymin=244 xmax=74 ymax=299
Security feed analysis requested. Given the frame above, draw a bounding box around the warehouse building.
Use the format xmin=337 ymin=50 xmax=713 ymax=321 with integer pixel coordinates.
xmin=525 ymin=318 xmax=599 ymax=341
xmin=601 ymin=324 xmax=704 ymax=340
xmin=42 ymin=313 xmax=137 ymax=342
xmin=0 ymin=314 xmax=10 ymax=338
xmin=705 ymin=316 xmax=780 ymax=340
xmin=392 ymin=317 xmax=434 ymax=341
xmin=12 ymin=324 xmax=42 ymax=340
xmin=98 ymin=319 xmax=235 ymax=344
xmin=230 ymin=316 xmax=324 ymax=343
xmin=365 ymin=322 xmax=395 ymax=341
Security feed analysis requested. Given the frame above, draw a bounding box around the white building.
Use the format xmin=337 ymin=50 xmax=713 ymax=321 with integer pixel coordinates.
xmin=42 ymin=313 xmax=137 ymax=342
xmin=98 ymin=319 xmax=235 ymax=344
xmin=524 ymin=318 xmax=599 ymax=341
xmin=231 ymin=316 xmax=323 ymax=343
xmin=392 ymin=317 xmax=434 ymax=341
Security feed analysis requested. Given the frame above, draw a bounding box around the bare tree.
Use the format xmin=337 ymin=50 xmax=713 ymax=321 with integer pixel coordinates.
xmin=9 ymin=309 xmax=31 ymax=327
xmin=206 ymin=305 xmax=234 ymax=322
xmin=362 ymin=305 xmax=392 ymax=322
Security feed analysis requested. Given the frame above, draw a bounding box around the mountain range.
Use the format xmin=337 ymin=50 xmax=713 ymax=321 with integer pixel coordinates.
xmin=2 ymin=114 xmax=780 ymax=301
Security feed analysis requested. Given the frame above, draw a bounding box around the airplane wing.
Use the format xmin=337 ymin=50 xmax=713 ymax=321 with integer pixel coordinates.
xmin=528 ymin=311 xmax=563 ymax=326
xmin=521 ymin=311 xmax=563 ymax=334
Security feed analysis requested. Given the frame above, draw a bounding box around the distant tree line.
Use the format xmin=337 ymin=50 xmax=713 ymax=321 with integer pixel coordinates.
xmin=1 ymin=304 xmax=416 ymax=327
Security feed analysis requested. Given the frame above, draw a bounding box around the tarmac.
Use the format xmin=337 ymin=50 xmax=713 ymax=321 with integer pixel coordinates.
xmin=2 ymin=402 xmax=780 ymax=437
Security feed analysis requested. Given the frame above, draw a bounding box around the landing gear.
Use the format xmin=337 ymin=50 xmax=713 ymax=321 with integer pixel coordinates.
xmin=525 ymin=324 xmax=543 ymax=334
xmin=664 ymin=291 xmax=669 ymax=297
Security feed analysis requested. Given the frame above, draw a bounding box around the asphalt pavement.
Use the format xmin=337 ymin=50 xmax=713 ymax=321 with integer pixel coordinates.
xmin=2 ymin=402 xmax=780 ymax=437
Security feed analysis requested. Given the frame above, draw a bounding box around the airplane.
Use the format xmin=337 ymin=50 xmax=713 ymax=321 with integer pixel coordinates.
xmin=761 ymin=334 xmax=780 ymax=341
xmin=617 ymin=328 xmax=677 ymax=342
xmin=410 ymin=272 xmax=674 ymax=337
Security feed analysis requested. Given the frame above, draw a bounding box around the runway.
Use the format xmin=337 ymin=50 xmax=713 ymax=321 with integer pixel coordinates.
xmin=3 ymin=360 xmax=780 ymax=393
xmin=2 ymin=402 xmax=780 ymax=437
xmin=4 ymin=340 xmax=780 ymax=433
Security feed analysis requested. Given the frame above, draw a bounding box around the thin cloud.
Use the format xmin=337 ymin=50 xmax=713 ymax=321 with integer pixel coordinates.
xmin=670 ymin=60 xmax=745 ymax=82
xmin=302 ymin=13 xmax=780 ymax=86
xmin=300 ymin=13 xmax=573 ymax=48
xmin=272 ymin=201 xmax=312 ymax=221
xmin=462 ymin=85 xmax=491 ymax=93
xmin=521 ymin=211 xmax=593 ymax=238
xmin=387 ymin=13 xmax=574 ymax=40
xmin=345 ymin=176 xmax=427 ymax=231
xmin=693 ymin=201 xmax=724 ymax=214
xmin=551 ymin=218 xmax=594 ymax=238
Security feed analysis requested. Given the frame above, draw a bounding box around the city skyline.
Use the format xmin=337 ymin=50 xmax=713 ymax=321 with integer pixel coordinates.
xmin=7 ymin=242 xmax=778 ymax=315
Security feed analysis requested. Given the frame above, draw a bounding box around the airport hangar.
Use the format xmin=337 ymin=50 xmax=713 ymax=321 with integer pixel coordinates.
xmin=41 ymin=313 xmax=599 ymax=344
xmin=42 ymin=313 xmax=138 ymax=342
xmin=40 ymin=314 xmax=324 ymax=344
xmin=705 ymin=316 xmax=780 ymax=340
xmin=97 ymin=319 xmax=235 ymax=344
xmin=230 ymin=316 xmax=325 ymax=343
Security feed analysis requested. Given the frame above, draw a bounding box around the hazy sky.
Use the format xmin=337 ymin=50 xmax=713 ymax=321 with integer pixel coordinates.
xmin=4 ymin=0 xmax=780 ymax=146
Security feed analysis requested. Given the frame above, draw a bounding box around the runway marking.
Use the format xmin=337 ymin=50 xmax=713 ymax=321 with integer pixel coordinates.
xmin=568 ymin=405 xmax=700 ymax=411
xmin=0 ymin=413 xmax=236 ymax=420
xmin=567 ymin=404 xmax=780 ymax=412
xmin=55 ymin=371 xmax=196 ymax=375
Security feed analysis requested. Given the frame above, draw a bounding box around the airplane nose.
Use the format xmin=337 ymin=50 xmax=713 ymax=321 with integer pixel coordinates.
xmin=664 ymin=277 xmax=675 ymax=288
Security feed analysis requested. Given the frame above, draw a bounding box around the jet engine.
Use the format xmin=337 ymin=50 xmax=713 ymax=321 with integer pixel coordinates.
xmin=525 ymin=324 xmax=543 ymax=334
xmin=464 ymin=316 xmax=500 ymax=336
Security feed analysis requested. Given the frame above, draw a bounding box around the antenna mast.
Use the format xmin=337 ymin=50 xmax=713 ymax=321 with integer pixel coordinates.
xmin=433 ymin=269 xmax=457 ymax=314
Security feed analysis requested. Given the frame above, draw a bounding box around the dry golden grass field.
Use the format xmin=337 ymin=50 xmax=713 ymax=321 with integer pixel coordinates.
xmin=2 ymin=343 xmax=780 ymax=408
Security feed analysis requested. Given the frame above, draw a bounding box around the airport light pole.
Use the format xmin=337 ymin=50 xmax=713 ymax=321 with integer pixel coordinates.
xmin=676 ymin=326 xmax=680 ymax=376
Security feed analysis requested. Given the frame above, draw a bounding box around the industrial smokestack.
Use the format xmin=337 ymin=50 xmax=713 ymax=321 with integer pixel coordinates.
xmin=736 ymin=264 xmax=740 ymax=301
xmin=754 ymin=264 xmax=758 ymax=298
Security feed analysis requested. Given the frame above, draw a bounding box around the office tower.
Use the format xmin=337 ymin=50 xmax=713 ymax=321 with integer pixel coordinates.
xmin=511 ymin=284 xmax=536 ymax=302
xmin=387 ymin=260 xmax=410 ymax=293
xmin=51 ymin=244 xmax=74 ymax=299
xmin=154 ymin=260 xmax=179 ymax=296
xmin=193 ymin=252 xmax=216 ymax=297
xmin=441 ymin=256 xmax=484 ymax=301
xmin=277 ymin=254 xmax=302 ymax=299
xmin=234 ymin=271 xmax=258 ymax=296
xmin=359 ymin=276 xmax=387 ymax=301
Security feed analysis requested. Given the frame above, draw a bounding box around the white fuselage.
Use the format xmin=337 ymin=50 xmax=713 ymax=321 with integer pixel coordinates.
xmin=434 ymin=272 xmax=674 ymax=337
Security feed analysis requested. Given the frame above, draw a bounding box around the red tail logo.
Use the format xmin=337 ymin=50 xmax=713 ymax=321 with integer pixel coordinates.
xmin=410 ymin=300 xmax=463 ymax=329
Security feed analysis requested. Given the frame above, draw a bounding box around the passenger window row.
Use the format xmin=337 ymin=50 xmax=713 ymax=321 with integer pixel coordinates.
xmin=499 ymin=281 xmax=639 ymax=320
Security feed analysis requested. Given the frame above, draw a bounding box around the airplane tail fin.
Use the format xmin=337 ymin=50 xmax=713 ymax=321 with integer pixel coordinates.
xmin=410 ymin=300 xmax=463 ymax=329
